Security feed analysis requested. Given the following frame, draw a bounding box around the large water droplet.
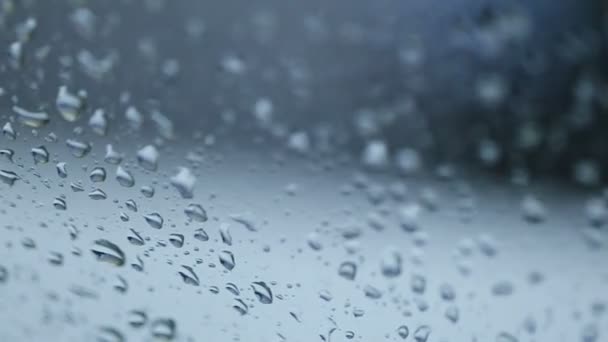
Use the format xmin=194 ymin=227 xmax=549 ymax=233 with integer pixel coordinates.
xmin=91 ymin=239 xmax=126 ymax=266
xmin=89 ymin=188 xmax=107 ymax=200
xmin=13 ymin=106 xmax=50 ymax=127
xmin=397 ymin=325 xmax=409 ymax=339
xmin=0 ymin=170 xmax=19 ymax=186
xmin=170 ymin=167 xmax=196 ymax=198
xmin=219 ymin=250 xmax=235 ymax=271
xmin=185 ymin=204 xmax=208 ymax=222
xmin=169 ymin=233 xmax=184 ymax=248
xmin=232 ymin=299 xmax=248 ymax=315
xmin=66 ymin=139 xmax=91 ymax=158
xmin=144 ymin=213 xmax=163 ymax=229
xmin=413 ymin=325 xmax=431 ymax=342
xmin=31 ymin=146 xmax=49 ymax=164
xmin=89 ymin=167 xmax=107 ymax=182
xmin=178 ymin=265 xmax=200 ymax=286
xmin=53 ymin=197 xmax=67 ymax=210
xmin=338 ymin=261 xmax=357 ymax=280
xmin=150 ymin=318 xmax=176 ymax=340
xmin=251 ymin=281 xmax=273 ymax=304
xmin=56 ymin=86 xmax=85 ymax=121
xmin=194 ymin=228 xmax=209 ymax=241
xmin=89 ymin=108 xmax=108 ymax=135
xmin=116 ymin=166 xmax=135 ymax=187
xmin=56 ymin=162 xmax=68 ymax=178
xmin=137 ymin=145 xmax=159 ymax=171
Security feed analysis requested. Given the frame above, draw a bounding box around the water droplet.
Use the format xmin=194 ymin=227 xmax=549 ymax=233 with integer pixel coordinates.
xmin=0 ymin=149 xmax=14 ymax=163
xmin=194 ymin=228 xmax=209 ymax=241
xmin=91 ymin=239 xmax=126 ymax=266
xmin=170 ymin=167 xmax=196 ymax=199
xmin=225 ymin=282 xmax=240 ymax=296
xmin=397 ymin=325 xmax=409 ymax=339
xmin=219 ymin=250 xmax=235 ymax=271
xmin=56 ymin=162 xmax=68 ymax=178
xmin=445 ymin=305 xmax=459 ymax=323
xmin=66 ymin=139 xmax=91 ymax=158
xmin=89 ymin=188 xmax=107 ymax=200
xmin=232 ymin=299 xmax=248 ymax=315
xmin=411 ymin=274 xmax=426 ymax=294
xmin=137 ymin=145 xmax=159 ymax=171
xmin=338 ymin=261 xmax=357 ymax=280
xmin=113 ymin=276 xmax=128 ymax=293
xmin=141 ymin=185 xmax=155 ymax=198
xmin=47 ymin=251 xmax=64 ymax=266
xmin=131 ymin=255 xmax=144 ymax=272
xmin=251 ymin=281 xmax=273 ymax=304
xmin=381 ymin=247 xmax=402 ymax=277
xmin=125 ymin=106 xmax=143 ymax=129
xmin=185 ymin=204 xmax=207 ymax=222
xmin=116 ymin=166 xmax=135 ymax=187
xmin=31 ymin=146 xmax=49 ymax=164
xmin=125 ymin=199 xmax=138 ymax=212
xmin=169 ymin=233 xmax=184 ymax=248
xmin=0 ymin=170 xmax=19 ymax=186
xmin=413 ymin=325 xmax=431 ymax=342
xmin=440 ymin=283 xmax=456 ymax=301
xmin=492 ymin=281 xmax=514 ymax=296
xmin=56 ymin=86 xmax=85 ymax=122
xmin=53 ymin=197 xmax=67 ymax=210
xmin=13 ymin=106 xmax=49 ymax=127
xmin=150 ymin=318 xmax=176 ymax=340
xmin=178 ymin=265 xmax=199 ymax=286
xmin=521 ymin=195 xmax=546 ymax=223
xmin=2 ymin=122 xmax=16 ymax=140
xmin=306 ymin=232 xmax=323 ymax=250
xmin=364 ymin=285 xmax=382 ymax=299
xmin=220 ymin=223 xmax=232 ymax=246
xmin=96 ymin=326 xmax=124 ymax=342
xmin=144 ymin=213 xmax=163 ymax=229
xmin=127 ymin=229 xmax=145 ymax=246
xmin=0 ymin=266 xmax=8 ymax=283
xmin=90 ymin=167 xmax=107 ymax=182
xmin=496 ymin=332 xmax=518 ymax=342
xmin=127 ymin=310 xmax=147 ymax=328
xmin=319 ymin=290 xmax=333 ymax=302
xmin=89 ymin=108 xmax=108 ymax=135
xmin=345 ymin=331 xmax=355 ymax=339
xmin=104 ymin=144 xmax=123 ymax=164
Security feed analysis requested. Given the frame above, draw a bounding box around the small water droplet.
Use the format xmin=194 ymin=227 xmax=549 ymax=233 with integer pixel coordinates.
xmin=0 ymin=170 xmax=19 ymax=186
xmin=170 ymin=167 xmax=196 ymax=198
xmin=397 ymin=325 xmax=409 ymax=339
xmin=169 ymin=233 xmax=184 ymax=248
xmin=185 ymin=204 xmax=208 ymax=222
xmin=150 ymin=318 xmax=176 ymax=340
xmin=219 ymin=250 xmax=235 ymax=271
xmin=56 ymin=162 xmax=68 ymax=178
xmin=232 ymin=298 xmax=248 ymax=315
xmin=90 ymin=167 xmax=107 ymax=182
xmin=89 ymin=188 xmax=107 ymax=200
xmin=56 ymin=86 xmax=85 ymax=122
xmin=66 ymin=139 xmax=91 ymax=158
xmin=127 ymin=310 xmax=147 ymax=328
xmin=137 ymin=145 xmax=159 ymax=171
xmin=53 ymin=197 xmax=67 ymax=210
xmin=178 ymin=265 xmax=199 ymax=286
xmin=31 ymin=145 xmax=49 ymax=164
xmin=338 ymin=261 xmax=357 ymax=280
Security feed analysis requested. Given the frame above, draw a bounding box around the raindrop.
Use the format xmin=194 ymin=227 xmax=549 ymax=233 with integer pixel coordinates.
xmin=381 ymin=247 xmax=402 ymax=277
xmin=319 ymin=290 xmax=333 ymax=302
xmin=56 ymin=86 xmax=85 ymax=121
xmin=364 ymin=285 xmax=382 ymax=299
xmin=0 ymin=170 xmax=19 ymax=186
xmin=150 ymin=318 xmax=176 ymax=340
xmin=411 ymin=275 xmax=426 ymax=294
xmin=170 ymin=167 xmax=196 ymax=198
xmin=219 ymin=250 xmax=235 ymax=271
xmin=90 ymin=167 xmax=107 ymax=182
xmin=131 ymin=256 xmax=144 ymax=272
xmin=89 ymin=188 xmax=107 ymax=200
xmin=66 ymin=139 xmax=91 ymax=158
xmin=220 ymin=223 xmax=232 ymax=245
xmin=70 ymin=182 xmax=85 ymax=192
xmin=251 ymin=281 xmax=273 ymax=304
xmin=413 ymin=325 xmax=431 ymax=342
xmin=104 ymin=144 xmax=123 ymax=164
xmin=56 ymin=162 xmax=68 ymax=178
xmin=96 ymin=327 xmax=124 ymax=342
xmin=397 ymin=325 xmax=409 ymax=339
xmin=127 ymin=310 xmax=147 ymax=328
xmin=125 ymin=199 xmax=138 ymax=212
xmin=144 ymin=213 xmax=163 ymax=229
xmin=13 ymin=106 xmax=50 ymax=127
xmin=127 ymin=229 xmax=145 ymax=246
xmin=137 ymin=145 xmax=159 ymax=171
xmin=338 ymin=261 xmax=357 ymax=280
xmin=445 ymin=305 xmax=459 ymax=323
xmin=125 ymin=106 xmax=143 ymax=129
xmin=91 ymin=239 xmax=126 ymax=266
xmin=47 ymin=252 xmax=64 ymax=266
xmin=89 ymin=108 xmax=108 ymax=135
xmin=2 ymin=122 xmax=16 ymax=140
xmin=232 ymin=299 xmax=248 ymax=315
xmin=31 ymin=146 xmax=49 ymax=164
xmin=521 ymin=195 xmax=546 ymax=223
xmin=0 ymin=149 xmax=14 ymax=163
xmin=169 ymin=233 xmax=184 ymax=248
xmin=141 ymin=185 xmax=155 ymax=198
xmin=185 ymin=204 xmax=208 ymax=222
xmin=225 ymin=283 xmax=240 ymax=296
xmin=53 ymin=197 xmax=67 ymax=210
xmin=194 ymin=228 xmax=209 ymax=241
xmin=496 ymin=332 xmax=518 ymax=342
xmin=116 ymin=166 xmax=135 ymax=187
xmin=178 ymin=265 xmax=200 ymax=286
xmin=306 ymin=232 xmax=323 ymax=250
